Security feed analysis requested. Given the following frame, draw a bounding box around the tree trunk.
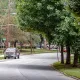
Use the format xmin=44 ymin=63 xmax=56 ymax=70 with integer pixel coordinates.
xmin=20 ymin=42 xmax=23 ymax=51
xmin=73 ymin=50 xmax=78 ymax=67
xmin=40 ymin=42 xmax=42 ymax=48
xmin=61 ymin=44 xmax=64 ymax=64
xmin=14 ymin=40 xmax=18 ymax=47
xmin=78 ymin=54 xmax=80 ymax=63
xmin=30 ymin=42 xmax=32 ymax=54
xmin=39 ymin=34 xmax=43 ymax=49
xmin=30 ymin=34 xmax=32 ymax=54
xmin=49 ymin=42 xmax=51 ymax=50
xmin=66 ymin=43 xmax=70 ymax=64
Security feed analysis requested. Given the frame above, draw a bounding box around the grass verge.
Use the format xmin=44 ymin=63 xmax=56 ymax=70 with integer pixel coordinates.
xmin=0 ymin=50 xmax=3 ymax=54
xmin=0 ymin=57 xmax=3 ymax=60
xmin=20 ymin=49 xmax=57 ymax=55
xmin=53 ymin=62 xmax=80 ymax=79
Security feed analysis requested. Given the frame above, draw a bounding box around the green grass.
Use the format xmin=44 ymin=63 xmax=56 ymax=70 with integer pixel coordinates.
xmin=0 ymin=48 xmax=57 ymax=59
xmin=0 ymin=56 xmax=4 ymax=60
xmin=0 ymin=50 xmax=3 ymax=55
xmin=20 ymin=48 xmax=57 ymax=55
xmin=53 ymin=62 xmax=80 ymax=79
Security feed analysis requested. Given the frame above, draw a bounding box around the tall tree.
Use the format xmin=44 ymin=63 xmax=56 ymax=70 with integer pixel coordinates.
xmin=55 ymin=10 xmax=78 ymax=64
xmin=66 ymin=0 xmax=80 ymax=66
xmin=16 ymin=0 xmax=63 ymax=48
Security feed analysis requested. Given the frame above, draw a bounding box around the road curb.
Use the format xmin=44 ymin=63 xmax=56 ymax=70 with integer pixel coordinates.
xmin=0 ymin=59 xmax=6 ymax=62
xmin=51 ymin=64 xmax=80 ymax=80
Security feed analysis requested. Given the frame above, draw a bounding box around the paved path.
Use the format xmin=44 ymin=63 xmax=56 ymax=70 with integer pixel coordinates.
xmin=0 ymin=53 xmax=76 ymax=80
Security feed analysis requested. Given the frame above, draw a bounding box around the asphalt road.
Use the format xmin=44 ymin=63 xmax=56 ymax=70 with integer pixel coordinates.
xmin=0 ymin=53 xmax=76 ymax=80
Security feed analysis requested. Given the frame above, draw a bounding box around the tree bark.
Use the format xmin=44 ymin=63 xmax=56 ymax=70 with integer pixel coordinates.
xmin=66 ymin=43 xmax=70 ymax=64
xmin=61 ymin=44 xmax=64 ymax=64
xmin=20 ymin=42 xmax=23 ymax=51
xmin=14 ymin=40 xmax=18 ymax=47
xmin=30 ymin=42 xmax=32 ymax=54
xmin=78 ymin=54 xmax=80 ymax=63
xmin=39 ymin=34 xmax=43 ymax=49
xmin=40 ymin=42 xmax=42 ymax=48
xmin=30 ymin=34 xmax=32 ymax=54
xmin=48 ymin=42 xmax=51 ymax=50
xmin=73 ymin=50 xmax=78 ymax=67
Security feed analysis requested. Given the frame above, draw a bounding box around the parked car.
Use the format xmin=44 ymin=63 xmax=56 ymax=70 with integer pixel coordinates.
xmin=63 ymin=47 xmax=67 ymax=52
xmin=4 ymin=48 xmax=20 ymax=59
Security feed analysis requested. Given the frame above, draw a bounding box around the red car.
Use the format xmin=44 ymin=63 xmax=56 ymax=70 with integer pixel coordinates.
xmin=63 ymin=47 xmax=67 ymax=52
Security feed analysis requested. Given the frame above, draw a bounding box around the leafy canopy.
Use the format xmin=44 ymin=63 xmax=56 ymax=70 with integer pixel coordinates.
xmin=17 ymin=0 xmax=63 ymax=31
xmin=17 ymin=0 xmax=64 ymax=44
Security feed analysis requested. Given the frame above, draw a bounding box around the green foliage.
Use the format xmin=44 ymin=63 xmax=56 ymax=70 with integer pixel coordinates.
xmin=0 ymin=0 xmax=16 ymax=15
xmin=71 ymin=35 xmax=80 ymax=54
xmin=67 ymin=0 xmax=80 ymax=32
xmin=17 ymin=0 xmax=63 ymax=30
xmin=54 ymin=10 xmax=78 ymax=46
xmin=69 ymin=0 xmax=80 ymax=16
xmin=16 ymin=0 xmax=64 ymax=45
xmin=53 ymin=62 xmax=80 ymax=79
xmin=16 ymin=0 xmax=80 ymax=65
xmin=0 ymin=0 xmax=8 ymax=15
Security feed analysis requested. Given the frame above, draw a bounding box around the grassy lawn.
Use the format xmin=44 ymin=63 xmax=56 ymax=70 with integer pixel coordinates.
xmin=53 ymin=62 xmax=80 ymax=79
xmin=20 ymin=48 xmax=57 ymax=55
xmin=0 ymin=50 xmax=4 ymax=60
xmin=0 ymin=48 xmax=58 ymax=55
xmin=0 ymin=50 xmax=3 ymax=55
xmin=0 ymin=50 xmax=5 ymax=60
xmin=0 ymin=48 xmax=57 ymax=60
xmin=0 ymin=56 xmax=4 ymax=60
